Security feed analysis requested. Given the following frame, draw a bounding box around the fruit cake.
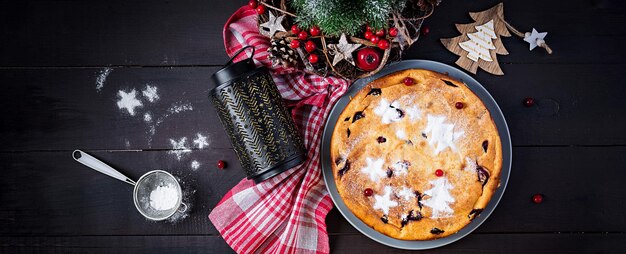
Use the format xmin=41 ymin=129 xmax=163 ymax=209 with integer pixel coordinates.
xmin=330 ymin=69 xmax=502 ymax=240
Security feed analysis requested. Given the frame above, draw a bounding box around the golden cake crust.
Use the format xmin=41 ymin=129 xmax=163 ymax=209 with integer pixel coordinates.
xmin=330 ymin=69 xmax=502 ymax=240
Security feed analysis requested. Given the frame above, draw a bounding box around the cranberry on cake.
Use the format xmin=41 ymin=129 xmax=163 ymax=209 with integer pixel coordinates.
xmin=330 ymin=69 xmax=502 ymax=240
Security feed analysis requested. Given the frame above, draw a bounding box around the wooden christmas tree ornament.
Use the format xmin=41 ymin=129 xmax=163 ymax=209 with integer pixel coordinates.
xmin=441 ymin=3 xmax=510 ymax=75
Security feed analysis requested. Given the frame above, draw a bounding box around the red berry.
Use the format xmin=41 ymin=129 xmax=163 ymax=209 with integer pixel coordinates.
xmin=310 ymin=26 xmax=321 ymax=36
xmin=298 ymin=31 xmax=308 ymax=40
xmin=455 ymin=102 xmax=464 ymax=109
xmin=291 ymin=25 xmax=300 ymax=35
xmin=290 ymin=39 xmax=300 ymax=49
xmin=532 ymin=194 xmax=543 ymax=204
xmin=305 ymin=40 xmax=316 ymax=52
xmin=308 ymin=54 xmax=318 ymax=64
xmin=364 ymin=188 xmax=373 ymax=196
xmin=248 ymin=0 xmax=258 ymax=9
xmin=217 ymin=160 xmax=226 ymax=169
xmin=524 ymin=97 xmax=535 ymax=107
xmin=375 ymin=29 xmax=385 ymax=37
xmin=364 ymin=31 xmax=374 ymax=40
xmin=366 ymin=25 xmax=372 ymax=32
xmin=421 ymin=26 xmax=430 ymax=35
xmin=435 ymin=169 xmax=444 ymax=177
xmin=256 ymin=5 xmax=265 ymax=14
xmin=377 ymin=39 xmax=389 ymax=50
xmin=388 ymin=27 xmax=398 ymax=37
xmin=370 ymin=36 xmax=380 ymax=44
xmin=403 ymin=77 xmax=414 ymax=86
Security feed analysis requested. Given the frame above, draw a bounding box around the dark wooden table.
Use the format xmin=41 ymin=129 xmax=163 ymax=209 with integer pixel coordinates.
xmin=2 ymin=0 xmax=625 ymax=253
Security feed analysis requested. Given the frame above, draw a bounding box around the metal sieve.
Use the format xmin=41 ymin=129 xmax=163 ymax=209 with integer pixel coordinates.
xmin=72 ymin=150 xmax=187 ymax=221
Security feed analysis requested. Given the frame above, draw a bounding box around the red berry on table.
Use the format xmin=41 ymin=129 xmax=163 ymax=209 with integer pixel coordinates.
xmin=310 ymin=26 xmax=321 ymax=36
xmin=388 ymin=27 xmax=398 ymax=37
xmin=375 ymin=29 xmax=385 ymax=37
xmin=305 ymin=40 xmax=316 ymax=52
xmin=364 ymin=31 xmax=374 ymax=40
xmin=355 ymin=47 xmax=382 ymax=71
xmin=532 ymin=194 xmax=544 ymax=204
xmin=256 ymin=5 xmax=265 ymax=14
xmin=377 ymin=39 xmax=389 ymax=50
xmin=403 ymin=77 xmax=414 ymax=86
xmin=421 ymin=26 xmax=430 ymax=35
xmin=366 ymin=25 xmax=372 ymax=31
xmin=370 ymin=36 xmax=380 ymax=44
xmin=290 ymin=39 xmax=300 ymax=49
xmin=248 ymin=0 xmax=258 ymax=9
xmin=364 ymin=188 xmax=374 ymax=196
xmin=298 ymin=31 xmax=308 ymax=40
xmin=435 ymin=169 xmax=444 ymax=177
xmin=308 ymin=54 xmax=319 ymax=64
xmin=217 ymin=160 xmax=226 ymax=169
xmin=291 ymin=25 xmax=300 ymax=35
xmin=524 ymin=97 xmax=535 ymax=107
xmin=455 ymin=102 xmax=464 ymax=109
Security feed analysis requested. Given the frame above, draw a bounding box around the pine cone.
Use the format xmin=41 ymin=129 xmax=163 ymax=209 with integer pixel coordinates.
xmin=267 ymin=38 xmax=298 ymax=67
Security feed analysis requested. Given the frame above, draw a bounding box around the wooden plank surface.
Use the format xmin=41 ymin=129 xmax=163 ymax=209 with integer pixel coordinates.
xmin=3 ymin=234 xmax=625 ymax=253
xmin=1 ymin=64 xmax=625 ymax=152
xmin=1 ymin=0 xmax=625 ymax=67
xmin=1 ymin=0 xmax=625 ymax=252
xmin=2 ymin=147 xmax=625 ymax=236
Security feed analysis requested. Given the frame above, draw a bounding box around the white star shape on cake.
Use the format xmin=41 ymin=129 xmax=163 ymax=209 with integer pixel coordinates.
xmin=360 ymin=157 xmax=386 ymax=182
xmin=116 ymin=89 xmax=143 ymax=116
xmin=259 ymin=12 xmax=287 ymax=37
xmin=374 ymin=99 xmax=402 ymax=124
xmin=523 ymin=28 xmax=548 ymax=51
xmin=423 ymin=114 xmax=464 ymax=154
xmin=328 ymin=34 xmax=361 ymax=66
xmin=397 ymin=186 xmax=414 ymax=201
xmin=373 ymin=186 xmax=398 ymax=215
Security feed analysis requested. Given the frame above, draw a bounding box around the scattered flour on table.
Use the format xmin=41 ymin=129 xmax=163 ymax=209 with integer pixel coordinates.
xmin=193 ymin=133 xmax=209 ymax=149
xmin=168 ymin=102 xmax=193 ymax=114
xmin=144 ymin=112 xmax=152 ymax=122
xmin=116 ymin=89 xmax=143 ymax=116
xmin=149 ymin=183 xmax=179 ymax=211
xmin=190 ymin=160 xmax=200 ymax=171
xmin=166 ymin=176 xmax=195 ymax=223
xmin=142 ymin=84 xmax=160 ymax=103
xmin=95 ymin=67 xmax=112 ymax=92
xmin=147 ymin=102 xmax=194 ymax=146
xmin=168 ymin=137 xmax=192 ymax=160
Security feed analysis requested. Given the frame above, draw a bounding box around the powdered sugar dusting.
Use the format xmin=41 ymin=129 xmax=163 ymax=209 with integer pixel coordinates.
xmin=116 ymin=89 xmax=143 ymax=116
xmin=397 ymin=186 xmax=414 ymax=201
xmin=406 ymin=105 xmax=422 ymax=121
xmin=463 ymin=157 xmax=477 ymax=172
xmin=144 ymin=112 xmax=152 ymax=122
xmin=168 ymin=137 xmax=192 ymax=160
xmin=421 ymin=177 xmax=455 ymax=218
xmin=391 ymin=161 xmax=409 ymax=176
xmin=423 ymin=114 xmax=464 ymax=154
xmin=374 ymin=99 xmax=403 ymax=124
xmin=395 ymin=129 xmax=407 ymax=139
xmin=142 ymin=84 xmax=160 ymax=102
xmin=95 ymin=67 xmax=112 ymax=92
xmin=360 ymin=157 xmax=386 ymax=182
xmin=193 ymin=133 xmax=209 ymax=149
xmin=373 ymin=186 xmax=398 ymax=215
xmin=190 ymin=160 xmax=200 ymax=170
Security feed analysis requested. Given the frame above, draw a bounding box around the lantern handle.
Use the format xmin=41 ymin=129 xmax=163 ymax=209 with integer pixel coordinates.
xmin=225 ymin=45 xmax=255 ymax=66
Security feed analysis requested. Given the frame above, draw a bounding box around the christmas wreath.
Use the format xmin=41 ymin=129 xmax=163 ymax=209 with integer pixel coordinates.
xmin=251 ymin=0 xmax=441 ymax=80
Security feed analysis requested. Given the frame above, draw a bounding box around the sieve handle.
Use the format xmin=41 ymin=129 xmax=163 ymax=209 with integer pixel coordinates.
xmin=72 ymin=150 xmax=136 ymax=186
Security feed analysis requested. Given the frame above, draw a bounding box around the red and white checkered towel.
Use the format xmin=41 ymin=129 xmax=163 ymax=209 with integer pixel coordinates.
xmin=208 ymin=6 xmax=349 ymax=254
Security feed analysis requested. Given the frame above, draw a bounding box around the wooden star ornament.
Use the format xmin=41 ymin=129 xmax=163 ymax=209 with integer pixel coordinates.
xmin=259 ymin=12 xmax=287 ymax=37
xmin=328 ymin=34 xmax=362 ymax=66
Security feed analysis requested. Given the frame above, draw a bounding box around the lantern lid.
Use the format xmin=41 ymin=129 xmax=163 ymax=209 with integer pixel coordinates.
xmin=211 ymin=46 xmax=257 ymax=88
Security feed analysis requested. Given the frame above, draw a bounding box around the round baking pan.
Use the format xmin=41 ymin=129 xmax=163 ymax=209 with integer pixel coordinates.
xmin=321 ymin=60 xmax=512 ymax=250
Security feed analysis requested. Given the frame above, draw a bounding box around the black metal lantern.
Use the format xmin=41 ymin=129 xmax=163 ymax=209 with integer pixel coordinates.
xmin=209 ymin=46 xmax=306 ymax=183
